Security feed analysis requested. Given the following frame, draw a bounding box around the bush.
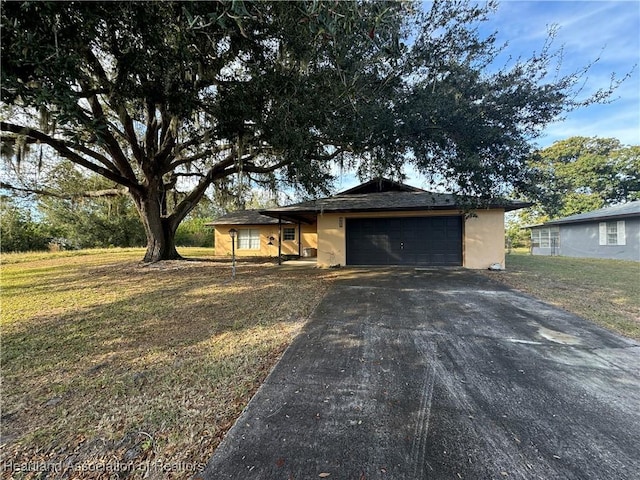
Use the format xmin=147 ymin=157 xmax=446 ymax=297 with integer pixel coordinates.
xmin=0 ymin=198 xmax=51 ymax=252
xmin=175 ymin=218 xmax=213 ymax=247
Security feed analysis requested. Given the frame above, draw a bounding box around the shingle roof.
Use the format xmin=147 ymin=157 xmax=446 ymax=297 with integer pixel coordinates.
xmin=544 ymin=201 xmax=640 ymax=226
xmin=261 ymin=191 xmax=530 ymax=223
xmin=209 ymin=209 xmax=292 ymax=225
xmin=208 ymin=180 xmax=531 ymax=226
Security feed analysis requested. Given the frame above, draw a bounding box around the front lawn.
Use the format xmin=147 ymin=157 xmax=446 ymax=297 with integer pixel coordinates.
xmin=1 ymin=248 xmax=333 ymax=478
xmin=487 ymin=253 xmax=640 ymax=340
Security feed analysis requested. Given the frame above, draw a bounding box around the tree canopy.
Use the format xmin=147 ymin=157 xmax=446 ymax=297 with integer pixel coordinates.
xmin=1 ymin=0 xmax=621 ymax=261
xmin=529 ymin=136 xmax=640 ymax=218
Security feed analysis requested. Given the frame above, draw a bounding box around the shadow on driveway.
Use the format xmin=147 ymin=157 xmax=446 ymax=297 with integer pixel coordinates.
xmin=200 ymin=268 xmax=640 ymax=479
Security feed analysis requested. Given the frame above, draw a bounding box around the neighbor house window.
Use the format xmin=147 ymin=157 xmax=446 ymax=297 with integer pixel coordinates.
xmin=550 ymin=228 xmax=559 ymax=250
xmin=237 ymin=229 xmax=260 ymax=250
xmin=531 ymin=229 xmax=541 ymax=248
xmin=283 ymin=227 xmax=296 ymax=241
xmin=531 ymin=227 xmax=559 ymax=249
xmin=599 ymin=221 xmax=626 ymax=246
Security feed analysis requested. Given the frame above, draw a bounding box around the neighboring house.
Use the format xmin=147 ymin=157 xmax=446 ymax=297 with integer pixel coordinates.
xmin=210 ymin=178 xmax=529 ymax=269
xmin=527 ymin=201 xmax=640 ymax=261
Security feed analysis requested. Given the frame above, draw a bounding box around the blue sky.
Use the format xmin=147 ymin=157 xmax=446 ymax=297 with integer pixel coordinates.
xmin=484 ymin=0 xmax=640 ymax=148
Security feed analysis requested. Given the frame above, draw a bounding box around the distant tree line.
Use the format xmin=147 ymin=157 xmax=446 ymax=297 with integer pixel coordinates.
xmin=1 ymin=192 xmax=216 ymax=253
xmin=0 ymin=159 xmax=281 ymax=253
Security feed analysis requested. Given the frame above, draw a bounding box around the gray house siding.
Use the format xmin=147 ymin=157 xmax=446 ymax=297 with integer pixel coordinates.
xmin=559 ymin=218 xmax=640 ymax=261
xmin=530 ymin=218 xmax=640 ymax=261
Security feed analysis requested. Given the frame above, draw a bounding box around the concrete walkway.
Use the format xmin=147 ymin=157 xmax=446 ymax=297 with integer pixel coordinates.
xmin=200 ymin=269 xmax=640 ymax=479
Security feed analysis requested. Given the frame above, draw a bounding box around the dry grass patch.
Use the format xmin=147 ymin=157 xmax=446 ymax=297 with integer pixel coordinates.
xmin=483 ymin=253 xmax=640 ymax=340
xmin=1 ymin=248 xmax=334 ymax=478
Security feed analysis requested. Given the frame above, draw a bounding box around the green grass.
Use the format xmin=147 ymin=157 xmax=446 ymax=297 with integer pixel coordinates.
xmin=1 ymin=248 xmax=334 ymax=479
xmin=0 ymin=246 xmax=215 ymax=265
xmin=487 ymin=253 xmax=640 ymax=340
xmin=3 ymin=248 xmax=637 ymax=478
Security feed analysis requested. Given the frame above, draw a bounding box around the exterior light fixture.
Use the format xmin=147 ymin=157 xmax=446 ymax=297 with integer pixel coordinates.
xmin=267 ymin=236 xmax=275 ymax=246
xmin=228 ymin=228 xmax=238 ymax=279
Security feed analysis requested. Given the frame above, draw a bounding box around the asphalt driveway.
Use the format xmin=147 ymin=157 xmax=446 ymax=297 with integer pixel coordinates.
xmin=200 ymin=269 xmax=640 ymax=480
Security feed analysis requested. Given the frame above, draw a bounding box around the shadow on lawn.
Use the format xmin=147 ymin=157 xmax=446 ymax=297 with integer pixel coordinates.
xmin=1 ymin=260 xmax=330 ymax=474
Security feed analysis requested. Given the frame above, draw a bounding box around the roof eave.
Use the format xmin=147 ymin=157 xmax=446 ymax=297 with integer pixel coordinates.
xmin=546 ymin=212 xmax=640 ymax=226
xmin=261 ymin=202 xmax=529 ymax=219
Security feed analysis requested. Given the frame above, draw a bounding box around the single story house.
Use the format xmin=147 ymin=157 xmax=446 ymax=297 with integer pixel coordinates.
xmin=210 ymin=209 xmax=318 ymax=258
xmin=210 ymin=178 xmax=529 ymax=269
xmin=527 ymin=201 xmax=640 ymax=261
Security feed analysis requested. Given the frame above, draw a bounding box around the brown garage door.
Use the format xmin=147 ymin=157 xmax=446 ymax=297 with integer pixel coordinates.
xmin=345 ymin=216 xmax=462 ymax=266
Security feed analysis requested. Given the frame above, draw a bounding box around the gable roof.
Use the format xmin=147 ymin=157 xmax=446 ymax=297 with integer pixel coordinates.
xmin=261 ymin=190 xmax=530 ymax=223
xmin=336 ymin=178 xmax=426 ymax=195
xmin=544 ymin=201 xmax=640 ymax=226
xmin=209 ymin=209 xmax=291 ymax=226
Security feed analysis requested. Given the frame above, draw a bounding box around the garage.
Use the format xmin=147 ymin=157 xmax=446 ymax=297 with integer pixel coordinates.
xmin=260 ymin=178 xmax=529 ymax=269
xmin=345 ymin=216 xmax=463 ymax=266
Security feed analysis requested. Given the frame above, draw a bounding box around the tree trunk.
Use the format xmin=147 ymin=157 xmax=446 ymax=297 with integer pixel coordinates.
xmin=141 ymin=214 xmax=181 ymax=263
xmin=132 ymin=187 xmax=182 ymax=263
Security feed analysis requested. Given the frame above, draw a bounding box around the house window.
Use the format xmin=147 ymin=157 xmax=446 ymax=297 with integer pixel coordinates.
xmin=550 ymin=229 xmax=560 ymax=250
xmin=531 ymin=229 xmax=540 ymax=248
xmin=283 ymin=227 xmax=296 ymax=241
xmin=237 ymin=229 xmax=260 ymax=250
xmin=607 ymin=222 xmax=618 ymax=245
xmin=531 ymin=227 xmax=559 ymax=249
xmin=599 ymin=221 xmax=626 ymax=246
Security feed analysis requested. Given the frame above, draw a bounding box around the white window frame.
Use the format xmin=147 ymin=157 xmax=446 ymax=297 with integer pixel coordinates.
xmin=531 ymin=227 xmax=559 ymax=249
xmin=237 ymin=228 xmax=260 ymax=250
xmin=282 ymin=227 xmax=296 ymax=241
xmin=531 ymin=229 xmax=541 ymax=248
xmin=599 ymin=221 xmax=626 ymax=246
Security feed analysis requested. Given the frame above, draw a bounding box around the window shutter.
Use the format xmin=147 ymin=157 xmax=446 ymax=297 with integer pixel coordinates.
xmin=599 ymin=222 xmax=607 ymax=245
xmin=617 ymin=221 xmax=626 ymax=246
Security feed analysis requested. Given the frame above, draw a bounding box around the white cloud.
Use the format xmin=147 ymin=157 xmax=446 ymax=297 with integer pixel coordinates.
xmin=484 ymin=1 xmax=639 ymax=146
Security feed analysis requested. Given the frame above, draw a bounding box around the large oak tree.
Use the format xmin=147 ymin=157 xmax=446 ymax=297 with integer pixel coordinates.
xmin=529 ymin=136 xmax=640 ymax=218
xmin=1 ymin=1 xmax=619 ymax=261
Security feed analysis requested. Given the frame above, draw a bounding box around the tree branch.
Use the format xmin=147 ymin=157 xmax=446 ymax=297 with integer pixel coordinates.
xmin=145 ymin=100 xmax=159 ymax=158
xmin=172 ymin=172 xmax=207 ymax=178
xmin=172 ymin=130 xmax=229 ymax=157
xmin=243 ymin=158 xmax=289 ymax=174
xmin=167 ymin=154 xmax=238 ymax=229
xmin=66 ymin=142 xmax=119 ymax=172
xmin=80 ymin=49 xmax=144 ymax=172
xmin=1 ymin=122 xmax=141 ymax=193
xmin=309 ymin=147 xmax=352 ymax=162
xmin=164 ymin=144 xmax=234 ymax=173
xmin=79 ymin=85 xmax=139 ymax=182
xmin=1 ymin=181 xmax=127 ymax=199
xmin=118 ymin=106 xmax=145 ymax=167
xmin=154 ymin=124 xmax=176 ymax=168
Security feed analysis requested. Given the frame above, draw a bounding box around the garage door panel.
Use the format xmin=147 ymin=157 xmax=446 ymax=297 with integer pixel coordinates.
xmin=346 ymin=216 xmax=462 ymax=266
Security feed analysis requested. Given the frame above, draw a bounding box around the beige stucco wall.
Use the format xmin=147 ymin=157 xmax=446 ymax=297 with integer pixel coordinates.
xmin=214 ymin=223 xmax=317 ymax=257
xmin=463 ymin=209 xmax=505 ymax=269
xmin=316 ymin=209 xmax=505 ymax=269
xmin=299 ymin=223 xmax=318 ymax=254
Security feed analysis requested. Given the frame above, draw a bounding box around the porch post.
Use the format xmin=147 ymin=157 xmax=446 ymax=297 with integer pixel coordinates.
xmin=298 ymin=221 xmax=302 ymax=257
xmin=278 ymin=216 xmax=282 ymax=265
